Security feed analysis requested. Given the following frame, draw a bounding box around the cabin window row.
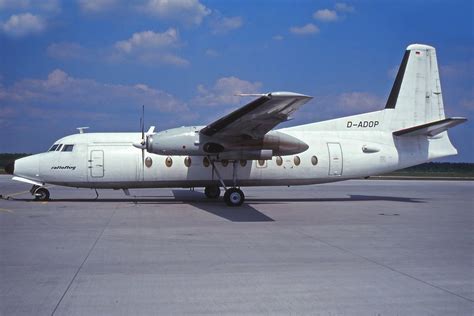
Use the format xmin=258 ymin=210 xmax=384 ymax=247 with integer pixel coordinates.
xmin=145 ymin=155 xmax=318 ymax=168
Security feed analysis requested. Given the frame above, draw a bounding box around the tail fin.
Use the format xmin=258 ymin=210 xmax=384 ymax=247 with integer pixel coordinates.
xmin=386 ymin=44 xmax=449 ymax=130
xmin=387 ymin=44 xmax=467 ymax=160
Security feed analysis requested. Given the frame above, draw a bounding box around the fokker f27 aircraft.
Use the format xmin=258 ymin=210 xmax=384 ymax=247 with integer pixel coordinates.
xmin=5 ymin=44 xmax=467 ymax=206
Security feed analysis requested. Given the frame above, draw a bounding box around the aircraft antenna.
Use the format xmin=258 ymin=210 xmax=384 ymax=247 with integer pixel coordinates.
xmin=76 ymin=127 xmax=89 ymax=134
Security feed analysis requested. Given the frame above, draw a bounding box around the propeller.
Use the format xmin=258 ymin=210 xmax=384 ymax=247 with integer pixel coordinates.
xmin=132 ymin=105 xmax=156 ymax=169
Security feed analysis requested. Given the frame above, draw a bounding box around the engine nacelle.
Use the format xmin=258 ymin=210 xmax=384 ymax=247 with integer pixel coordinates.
xmin=147 ymin=126 xmax=203 ymax=155
xmin=262 ymin=131 xmax=309 ymax=155
xmin=146 ymin=126 xmax=309 ymax=157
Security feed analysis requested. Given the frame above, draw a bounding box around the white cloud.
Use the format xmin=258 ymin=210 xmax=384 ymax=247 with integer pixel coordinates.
xmin=0 ymin=0 xmax=29 ymax=8
xmin=77 ymin=0 xmax=117 ymax=13
xmin=335 ymin=3 xmax=355 ymax=13
xmin=141 ymin=0 xmax=211 ymax=26
xmin=0 ymin=0 xmax=60 ymax=12
xmin=114 ymin=29 xmax=189 ymax=66
xmin=337 ymin=92 xmax=383 ymax=112
xmin=273 ymin=35 xmax=284 ymax=41
xmin=115 ymin=29 xmax=179 ymax=53
xmin=313 ymin=9 xmax=339 ymax=22
xmin=193 ymin=76 xmax=262 ymax=107
xmin=210 ymin=15 xmax=243 ymax=34
xmin=0 ymin=69 xmax=188 ymax=117
xmin=290 ymin=23 xmax=319 ymax=35
xmin=47 ymin=42 xmax=88 ymax=60
xmin=1 ymin=13 xmax=46 ymax=37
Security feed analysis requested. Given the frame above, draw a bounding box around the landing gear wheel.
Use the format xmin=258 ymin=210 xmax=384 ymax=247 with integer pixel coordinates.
xmin=34 ymin=188 xmax=50 ymax=201
xmin=224 ymin=188 xmax=244 ymax=207
xmin=204 ymin=185 xmax=220 ymax=199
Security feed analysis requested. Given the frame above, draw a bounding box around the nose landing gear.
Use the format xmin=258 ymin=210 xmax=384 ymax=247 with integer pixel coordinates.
xmin=30 ymin=185 xmax=50 ymax=201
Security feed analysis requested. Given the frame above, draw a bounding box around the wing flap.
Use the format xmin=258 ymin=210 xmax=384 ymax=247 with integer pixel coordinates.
xmin=393 ymin=117 xmax=467 ymax=137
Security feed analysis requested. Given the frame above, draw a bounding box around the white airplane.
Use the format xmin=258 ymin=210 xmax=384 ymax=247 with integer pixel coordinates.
xmin=5 ymin=44 xmax=467 ymax=206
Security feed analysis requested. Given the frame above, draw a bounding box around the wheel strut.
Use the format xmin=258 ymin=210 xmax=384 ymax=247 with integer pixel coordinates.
xmin=207 ymin=156 xmax=245 ymax=206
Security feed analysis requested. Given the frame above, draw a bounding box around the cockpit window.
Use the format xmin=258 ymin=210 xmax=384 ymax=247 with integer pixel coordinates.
xmin=49 ymin=144 xmax=59 ymax=151
xmin=56 ymin=144 xmax=63 ymax=151
xmin=62 ymin=145 xmax=74 ymax=152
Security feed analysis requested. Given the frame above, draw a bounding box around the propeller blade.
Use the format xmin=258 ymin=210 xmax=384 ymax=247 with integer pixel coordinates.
xmin=141 ymin=105 xmax=145 ymax=141
xmin=132 ymin=142 xmax=146 ymax=149
xmin=141 ymin=105 xmax=145 ymax=171
xmin=146 ymin=126 xmax=155 ymax=135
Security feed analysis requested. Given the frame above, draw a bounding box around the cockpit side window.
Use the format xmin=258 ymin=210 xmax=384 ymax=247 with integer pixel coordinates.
xmin=49 ymin=144 xmax=59 ymax=151
xmin=56 ymin=144 xmax=63 ymax=151
xmin=62 ymin=145 xmax=74 ymax=152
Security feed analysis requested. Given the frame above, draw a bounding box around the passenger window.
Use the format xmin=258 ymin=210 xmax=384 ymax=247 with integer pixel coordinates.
xmin=56 ymin=144 xmax=63 ymax=151
xmin=62 ymin=145 xmax=74 ymax=152
xmin=49 ymin=144 xmax=59 ymax=151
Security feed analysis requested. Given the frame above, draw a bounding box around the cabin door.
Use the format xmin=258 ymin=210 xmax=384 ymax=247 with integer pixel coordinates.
xmin=327 ymin=143 xmax=343 ymax=176
xmin=89 ymin=149 xmax=104 ymax=178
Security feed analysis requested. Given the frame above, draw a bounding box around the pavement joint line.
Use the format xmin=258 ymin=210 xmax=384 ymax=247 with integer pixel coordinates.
xmin=50 ymin=209 xmax=117 ymax=316
xmin=298 ymin=230 xmax=474 ymax=303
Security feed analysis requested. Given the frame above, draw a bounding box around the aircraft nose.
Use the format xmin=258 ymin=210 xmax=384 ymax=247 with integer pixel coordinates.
xmin=14 ymin=155 xmax=40 ymax=179
xmin=5 ymin=161 xmax=14 ymax=175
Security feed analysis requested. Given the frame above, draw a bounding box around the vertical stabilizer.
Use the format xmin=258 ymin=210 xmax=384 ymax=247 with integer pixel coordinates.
xmin=386 ymin=44 xmax=446 ymax=130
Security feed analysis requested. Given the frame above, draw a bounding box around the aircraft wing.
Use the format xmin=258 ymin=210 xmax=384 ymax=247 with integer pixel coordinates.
xmin=200 ymin=92 xmax=313 ymax=139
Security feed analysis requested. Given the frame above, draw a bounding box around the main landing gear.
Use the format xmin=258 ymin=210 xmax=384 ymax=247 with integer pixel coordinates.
xmin=204 ymin=185 xmax=220 ymax=199
xmin=30 ymin=185 xmax=50 ymax=201
xmin=205 ymin=157 xmax=245 ymax=207
xmin=223 ymin=187 xmax=244 ymax=207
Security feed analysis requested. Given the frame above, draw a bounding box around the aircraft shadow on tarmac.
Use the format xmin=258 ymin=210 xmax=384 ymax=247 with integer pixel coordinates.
xmin=5 ymin=190 xmax=424 ymax=222
xmin=169 ymin=190 xmax=274 ymax=222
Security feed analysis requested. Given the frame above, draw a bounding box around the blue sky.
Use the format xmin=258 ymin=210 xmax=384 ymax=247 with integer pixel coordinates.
xmin=0 ymin=0 xmax=472 ymax=162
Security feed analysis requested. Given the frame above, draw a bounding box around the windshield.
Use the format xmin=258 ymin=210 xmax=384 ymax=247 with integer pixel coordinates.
xmin=48 ymin=144 xmax=59 ymax=151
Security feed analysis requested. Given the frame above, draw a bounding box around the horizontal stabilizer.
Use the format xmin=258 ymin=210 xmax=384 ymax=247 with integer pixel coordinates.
xmin=393 ymin=117 xmax=467 ymax=137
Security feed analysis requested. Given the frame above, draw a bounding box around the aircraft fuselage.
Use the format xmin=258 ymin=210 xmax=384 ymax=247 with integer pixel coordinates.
xmin=12 ymin=118 xmax=434 ymax=190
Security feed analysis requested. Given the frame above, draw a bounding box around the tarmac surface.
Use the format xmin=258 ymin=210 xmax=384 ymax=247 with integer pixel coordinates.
xmin=0 ymin=175 xmax=473 ymax=315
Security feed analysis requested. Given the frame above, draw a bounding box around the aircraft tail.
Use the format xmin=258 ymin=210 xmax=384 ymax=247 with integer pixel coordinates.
xmin=286 ymin=44 xmax=466 ymax=152
xmin=386 ymin=44 xmax=467 ymax=160
xmin=386 ymin=44 xmax=465 ymax=131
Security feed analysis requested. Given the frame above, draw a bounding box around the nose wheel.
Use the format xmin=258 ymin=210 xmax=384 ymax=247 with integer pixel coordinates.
xmin=224 ymin=188 xmax=245 ymax=207
xmin=33 ymin=187 xmax=50 ymax=201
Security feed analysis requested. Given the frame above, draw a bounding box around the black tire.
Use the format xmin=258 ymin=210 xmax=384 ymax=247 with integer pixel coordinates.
xmin=34 ymin=188 xmax=50 ymax=201
xmin=204 ymin=185 xmax=220 ymax=199
xmin=224 ymin=188 xmax=245 ymax=207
